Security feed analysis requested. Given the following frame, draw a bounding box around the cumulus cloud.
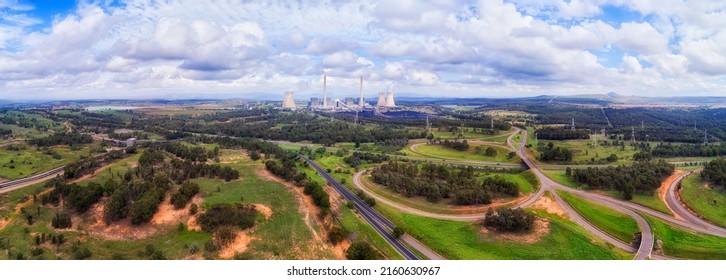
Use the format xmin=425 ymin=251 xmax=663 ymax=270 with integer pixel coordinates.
xmin=1 ymin=0 xmax=725 ymax=99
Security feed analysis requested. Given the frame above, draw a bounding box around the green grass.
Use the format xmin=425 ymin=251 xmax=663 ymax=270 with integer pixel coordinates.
xmin=431 ymin=127 xmax=509 ymax=140
xmin=544 ymin=171 xmax=582 ymax=189
xmin=646 ymin=216 xmax=726 ymax=259
xmin=0 ymin=144 xmax=102 ymax=180
xmin=375 ymin=203 xmax=630 ymax=259
xmin=680 ymin=173 xmax=726 ymax=228
xmin=605 ymin=191 xmax=671 ymax=214
xmin=411 ymin=143 xmax=517 ymax=163
xmin=535 ymin=139 xmax=639 ymax=164
xmin=558 ymin=191 xmax=639 ymax=243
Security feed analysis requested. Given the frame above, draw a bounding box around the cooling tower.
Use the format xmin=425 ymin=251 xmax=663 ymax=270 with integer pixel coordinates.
xmin=376 ymin=92 xmax=387 ymax=107
xmin=282 ymin=91 xmax=296 ymax=109
xmin=385 ymin=91 xmax=396 ymax=107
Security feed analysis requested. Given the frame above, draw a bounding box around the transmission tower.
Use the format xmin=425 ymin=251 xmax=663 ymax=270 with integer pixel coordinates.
xmin=705 ymin=129 xmax=709 ymax=145
xmin=490 ymin=118 xmax=494 ymax=130
xmin=571 ymin=118 xmax=575 ymax=131
xmin=354 ymin=110 xmax=359 ymax=125
xmin=641 ymin=120 xmax=644 ymax=129
xmin=426 ymin=116 xmax=432 ymax=136
xmin=631 ymin=127 xmax=636 ymax=143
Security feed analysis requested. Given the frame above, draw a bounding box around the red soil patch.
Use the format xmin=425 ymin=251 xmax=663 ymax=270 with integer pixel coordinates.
xmin=218 ymin=230 xmax=258 ymax=259
xmin=480 ymin=218 xmax=550 ymax=243
xmin=254 ymin=204 xmax=272 ymax=220
xmin=529 ymin=195 xmax=567 ymax=218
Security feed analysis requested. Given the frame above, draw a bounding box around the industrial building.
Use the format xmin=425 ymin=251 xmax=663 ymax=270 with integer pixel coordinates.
xmin=376 ymin=91 xmax=396 ymax=108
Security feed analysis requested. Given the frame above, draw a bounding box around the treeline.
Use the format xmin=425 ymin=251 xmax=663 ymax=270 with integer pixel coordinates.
xmin=651 ymin=143 xmax=726 ymax=158
xmin=264 ymin=154 xmax=330 ymax=214
xmin=152 ymin=141 xmax=220 ymax=162
xmin=30 ymin=132 xmax=93 ymax=147
xmin=538 ymin=142 xmax=573 ymax=162
xmin=371 ymin=161 xmax=519 ymax=205
xmin=702 ymin=158 xmax=726 ymax=190
xmin=572 ymin=160 xmax=674 ymax=199
xmin=535 ymin=127 xmax=590 ymax=140
xmin=429 ymin=139 xmax=469 ymax=151
xmin=344 ymin=152 xmax=389 ymax=168
xmin=197 ymin=204 xmax=257 ymax=232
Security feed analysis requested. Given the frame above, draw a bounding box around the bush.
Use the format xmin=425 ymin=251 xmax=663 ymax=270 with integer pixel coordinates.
xmin=215 ymin=226 xmax=238 ymax=247
xmin=483 ymin=208 xmax=535 ymax=232
xmin=392 ymin=227 xmax=405 ymax=239
xmin=345 ymin=242 xmax=381 ymax=260
xmin=328 ymin=226 xmax=349 ymax=244
xmin=171 ymin=182 xmax=200 ymax=209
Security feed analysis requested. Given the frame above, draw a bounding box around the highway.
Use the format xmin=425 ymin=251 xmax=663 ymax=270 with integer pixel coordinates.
xmin=300 ymin=156 xmax=423 ymax=260
xmin=0 ymin=166 xmax=65 ymax=192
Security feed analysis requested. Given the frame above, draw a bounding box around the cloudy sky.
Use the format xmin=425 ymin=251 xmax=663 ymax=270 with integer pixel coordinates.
xmin=1 ymin=0 xmax=725 ymax=100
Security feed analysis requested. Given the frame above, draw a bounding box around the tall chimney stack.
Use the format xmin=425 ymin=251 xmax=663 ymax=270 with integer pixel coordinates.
xmin=323 ymin=74 xmax=328 ymax=108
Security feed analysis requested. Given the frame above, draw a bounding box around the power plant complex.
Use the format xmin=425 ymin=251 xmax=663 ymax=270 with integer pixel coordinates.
xmin=279 ymin=75 xmax=396 ymax=111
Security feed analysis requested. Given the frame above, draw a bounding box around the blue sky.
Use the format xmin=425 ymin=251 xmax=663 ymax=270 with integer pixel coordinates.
xmin=0 ymin=0 xmax=725 ymax=100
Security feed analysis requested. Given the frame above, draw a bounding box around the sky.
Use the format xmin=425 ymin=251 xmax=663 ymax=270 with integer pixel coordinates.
xmin=0 ymin=0 xmax=725 ymax=100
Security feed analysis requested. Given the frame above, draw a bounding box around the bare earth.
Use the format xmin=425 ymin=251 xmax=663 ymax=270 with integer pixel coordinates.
xmin=529 ymin=195 xmax=567 ymax=218
xmin=480 ymin=218 xmax=550 ymax=244
xmin=219 ymin=230 xmax=257 ymax=259
xmin=658 ymin=170 xmax=683 ymax=219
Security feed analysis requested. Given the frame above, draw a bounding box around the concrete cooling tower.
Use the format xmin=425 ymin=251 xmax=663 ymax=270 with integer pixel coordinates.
xmin=282 ymin=91 xmax=296 ymax=109
xmin=385 ymin=91 xmax=396 ymax=107
xmin=377 ymin=92 xmax=387 ymax=107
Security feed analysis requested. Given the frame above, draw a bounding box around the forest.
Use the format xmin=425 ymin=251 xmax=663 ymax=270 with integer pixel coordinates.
xmin=535 ymin=127 xmax=590 ymax=140
xmin=701 ymin=158 xmax=726 ymax=190
xmin=370 ymin=161 xmax=519 ymax=205
xmin=428 ymin=139 xmax=470 ymax=151
xmin=343 ymin=152 xmax=389 ymax=168
xmin=650 ymin=143 xmax=726 ymax=157
xmin=572 ymin=160 xmax=674 ymax=199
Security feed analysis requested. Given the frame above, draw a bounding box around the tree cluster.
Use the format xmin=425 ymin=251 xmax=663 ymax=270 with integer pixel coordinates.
xmin=171 ymin=182 xmax=200 ymax=209
xmin=30 ymin=132 xmax=93 ymax=147
xmin=343 ymin=152 xmax=389 ymax=168
xmin=572 ymin=160 xmax=674 ymax=199
xmin=651 ymin=143 xmax=726 ymax=158
xmin=371 ymin=161 xmax=519 ymax=205
xmin=197 ymin=204 xmax=257 ymax=232
xmin=702 ymin=158 xmax=726 ymax=190
xmin=265 ymin=157 xmax=330 ymax=214
xmin=538 ymin=142 xmax=573 ymax=162
xmin=483 ymin=208 xmax=535 ymax=232
xmin=345 ymin=242 xmax=381 ymax=260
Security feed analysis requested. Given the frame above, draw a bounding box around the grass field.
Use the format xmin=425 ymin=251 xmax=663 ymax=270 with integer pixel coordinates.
xmin=535 ymin=139 xmax=639 ymax=164
xmin=646 ymin=216 xmax=726 ymax=259
xmin=375 ymin=203 xmax=630 ymax=259
xmin=680 ymin=173 xmax=726 ymax=228
xmin=558 ymin=191 xmax=639 ymax=243
xmin=358 ymin=169 xmax=537 ymax=215
xmin=605 ymin=191 xmax=671 ymax=214
xmin=0 ymin=144 xmax=102 ymax=180
xmin=409 ymin=143 xmax=517 ymax=163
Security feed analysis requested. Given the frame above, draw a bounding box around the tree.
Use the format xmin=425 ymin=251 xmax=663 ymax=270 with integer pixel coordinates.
xmin=345 ymin=242 xmax=381 ymax=260
xmin=51 ymin=212 xmax=72 ymax=229
xmin=392 ymin=227 xmax=405 ymax=239
xmin=565 ymin=167 xmax=572 ymax=176
xmin=483 ymin=208 xmax=535 ymax=232
xmin=328 ymin=226 xmax=349 ymax=244
xmin=249 ymin=150 xmax=261 ymax=161
xmin=607 ymin=154 xmax=619 ymax=162
xmin=484 ymin=147 xmax=497 ymax=157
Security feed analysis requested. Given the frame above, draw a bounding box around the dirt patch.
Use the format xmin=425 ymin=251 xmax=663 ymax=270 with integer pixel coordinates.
xmin=659 ymin=170 xmax=684 ymax=201
xmin=218 ymin=230 xmax=257 ymax=259
xmin=254 ymin=204 xmax=273 ymax=220
xmin=529 ymin=195 xmax=567 ymax=218
xmin=0 ymin=217 xmax=9 ymax=231
xmin=480 ymin=218 xmax=550 ymax=244
xmin=220 ymin=149 xmax=250 ymax=164
xmin=151 ymin=195 xmax=203 ymax=225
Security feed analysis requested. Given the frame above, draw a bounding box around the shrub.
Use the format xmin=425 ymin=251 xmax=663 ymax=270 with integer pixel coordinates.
xmin=483 ymin=208 xmax=535 ymax=232
xmin=346 ymin=242 xmax=381 ymax=260
xmin=51 ymin=212 xmax=72 ymax=229
xmin=197 ymin=204 xmax=257 ymax=232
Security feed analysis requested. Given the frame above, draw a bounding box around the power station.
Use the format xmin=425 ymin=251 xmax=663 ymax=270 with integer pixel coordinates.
xmin=281 ymin=75 xmax=397 ymax=112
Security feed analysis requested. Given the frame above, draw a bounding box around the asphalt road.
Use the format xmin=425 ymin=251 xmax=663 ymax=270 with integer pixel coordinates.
xmin=301 ymin=156 xmax=424 ymax=260
xmin=0 ymin=166 xmax=65 ymax=192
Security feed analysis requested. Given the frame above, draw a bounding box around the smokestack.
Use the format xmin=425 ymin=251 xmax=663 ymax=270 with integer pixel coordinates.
xmin=377 ymin=92 xmax=386 ymax=107
xmin=282 ymin=91 xmax=296 ymax=109
xmin=385 ymin=91 xmax=396 ymax=107
xmin=359 ymin=76 xmax=364 ymax=109
xmin=323 ymin=75 xmax=328 ymax=108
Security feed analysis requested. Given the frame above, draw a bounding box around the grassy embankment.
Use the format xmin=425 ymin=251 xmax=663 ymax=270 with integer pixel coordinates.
xmin=680 ymin=173 xmax=726 ymax=228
